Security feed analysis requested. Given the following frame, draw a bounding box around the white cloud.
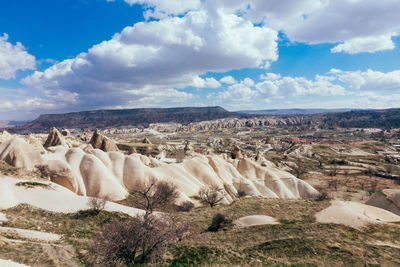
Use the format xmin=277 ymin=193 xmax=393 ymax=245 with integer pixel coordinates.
xmin=211 ymin=0 xmax=400 ymax=54
xmin=123 ymin=0 xmax=201 ymax=19
xmin=0 ymin=33 xmax=36 ymax=80
xmin=218 ymin=79 xmax=258 ymax=102
xmin=112 ymin=0 xmax=400 ymax=54
xmin=216 ymin=68 xmax=400 ymax=103
xmin=331 ymin=34 xmax=395 ymax=54
xmin=23 ymin=8 xmax=278 ymax=110
xmin=220 ymin=75 xmax=236 ymax=84
xmin=334 ymin=69 xmax=400 ymax=91
xmin=193 ymin=77 xmax=221 ymax=89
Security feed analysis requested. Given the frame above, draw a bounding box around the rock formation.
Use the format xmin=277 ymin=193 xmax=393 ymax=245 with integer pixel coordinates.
xmin=43 ymin=127 xmax=66 ymax=148
xmin=0 ymin=130 xmax=12 ymax=144
xmin=89 ymin=129 xmax=119 ymax=152
xmin=366 ymin=189 xmax=400 ymax=216
xmin=232 ymin=145 xmax=242 ymax=159
xmin=0 ymin=137 xmax=43 ymax=170
xmin=0 ymin=137 xmax=320 ymax=202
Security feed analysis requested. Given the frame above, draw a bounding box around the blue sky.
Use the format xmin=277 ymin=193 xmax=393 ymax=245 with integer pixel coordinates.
xmin=1 ymin=0 xmax=400 ymax=120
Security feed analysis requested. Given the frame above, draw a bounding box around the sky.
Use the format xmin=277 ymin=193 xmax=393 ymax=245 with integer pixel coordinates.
xmin=1 ymin=0 xmax=400 ymax=120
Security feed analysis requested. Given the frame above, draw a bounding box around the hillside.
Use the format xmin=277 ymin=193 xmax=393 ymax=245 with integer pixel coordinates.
xmin=321 ymin=108 xmax=400 ymax=128
xmin=237 ymin=108 xmax=358 ymax=115
xmin=10 ymin=107 xmax=400 ymax=132
xmin=16 ymin=106 xmax=239 ymax=131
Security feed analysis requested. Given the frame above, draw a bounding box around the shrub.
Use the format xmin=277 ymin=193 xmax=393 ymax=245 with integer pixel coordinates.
xmin=34 ymin=164 xmax=51 ymax=178
xmin=207 ymin=213 xmax=226 ymax=232
xmin=237 ymin=189 xmax=247 ymax=198
xmin=90 ymin=214 xmax=188 ymax=266
xmin=315 ymin=189 xmax=331 ymax=201
xmin=87 ymin=196 xmax=108 ymax=215
xmin=198 ymin=185 xmax=224 ymax=208
xmin=178 ymin=201 xmax=195 ymax=212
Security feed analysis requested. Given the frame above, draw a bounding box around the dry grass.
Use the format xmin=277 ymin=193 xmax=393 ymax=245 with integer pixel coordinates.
xmin=1 ymin=197 xmax=400 ymax=266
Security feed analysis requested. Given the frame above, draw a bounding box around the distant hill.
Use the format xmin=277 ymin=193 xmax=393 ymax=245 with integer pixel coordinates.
xmin=10 ymin=107 xmax=400 ymax=132
xmin=16 ymin=106 xmax=239 ymax=131
xmin=237 ymin=108 xmax=362 ymax=115
xmin=321 ymin=108 xmax=400 ymax=128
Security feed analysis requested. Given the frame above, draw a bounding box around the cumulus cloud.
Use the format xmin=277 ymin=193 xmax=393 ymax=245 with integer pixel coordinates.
xmin=333 ymin=69 xmax=400 ymax=91
xmin=211 ymin=0 xmax=400 ymax=54
xmin=23 ymin=7 xmax=278 ymax=110
xmin=0 ymin=33 xmax=36 ymax=80
xmin=220 ymin=76 xmax=236 ymax=84
xmin=193 ymin=77 xmax=221 ymax=89
xmin=0 ymin=87 xmax=62 ymax=121
xmin=216 ymin=68 xmax=400 ymax=103
xmin=331 ymin=35 xmax=395 ymax=54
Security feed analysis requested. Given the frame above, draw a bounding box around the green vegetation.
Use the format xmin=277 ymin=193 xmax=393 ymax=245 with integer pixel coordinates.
xmin=15 ymin=181 xmax=50 ymax=188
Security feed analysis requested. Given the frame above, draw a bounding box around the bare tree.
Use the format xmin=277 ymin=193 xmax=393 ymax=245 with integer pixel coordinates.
xmin=129 ymin=178 xmax=179 ymax=214
xmin=329 ymin=164 xmax=338 ymax=177
xmin=343 ymin=169 xmax=351 ymax=186
xmin=87 ymin=196 xmax=108 ymax=214
xmin=327 ymin=178 xmax=338 ymax=191
xmin=293 ymin=163 xmax=307 ymax=179
xmin=90 ymin=214 xmax=188 ymax=266
xmin=385 ymin=164 xmax=394 ymax=176
xmin=198 ymin=184 xmax=225 ymax=208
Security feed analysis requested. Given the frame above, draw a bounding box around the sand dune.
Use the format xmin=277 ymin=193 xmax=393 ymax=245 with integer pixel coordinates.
xmin=316 ymin=200 xmax=400 ymax=229
xmin=0 ymin=137 xmax=320 ymax=203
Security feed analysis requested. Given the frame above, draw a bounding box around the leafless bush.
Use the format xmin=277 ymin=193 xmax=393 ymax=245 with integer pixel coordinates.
xmin=365 ymin=167 xmax=377 ymax=178
xmin=327 ymin=178 xmax=338 ymax=190
xmin=178 ymin=201 xmax=195 ymax=212
xmin=129 ymin=178 xmax=179 ymax=214
xmin=90 ymin=213 xmax=188 ymax=266
xmin=293 ymin=163 xmax=307 ymax=179
xmin=328 ymin=165 xmax=338 ymax=177
xmin=88 ymin=196 xmax=108 ymax=214
xmin=369 ymin=179 xmax=378 ymax=194
xmin=385 ymin=164 xmax=394 ymax=175
xmin=35 ymin=164 xmax=51 ymax=178
xmin=198 ymin=184 xmax=225 ymax=208
xmin=314 ymin=188 xmax=331 ymax=201
xmin=359 ymin=178 xmax=366 ymax=190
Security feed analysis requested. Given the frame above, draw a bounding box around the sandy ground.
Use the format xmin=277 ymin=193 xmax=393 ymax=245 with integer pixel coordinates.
xmin=0 ymin=227 xmax=61 ymax=242
xmin=0 ymin=259 xmax=30 ymax=267
xmin=315 ymin=200 xmax=400 ymax=230
xmin=0 ymin=177 xmax=144 ymax=217
xmin=234 ymin=215 xmax=279 ymax=227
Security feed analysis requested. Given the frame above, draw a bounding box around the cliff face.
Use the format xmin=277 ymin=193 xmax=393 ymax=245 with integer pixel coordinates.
xmin=18 ymin=106 xmax=240 ymax=130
